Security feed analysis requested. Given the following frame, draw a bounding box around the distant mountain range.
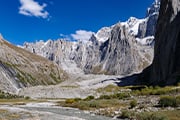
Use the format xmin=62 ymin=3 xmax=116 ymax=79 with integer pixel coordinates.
xmin=0 ymin=0 xmax=164 ymax=95
xmin=23 ymin=0 xmax=160 ymax=75
xmin=1 ymin=0 xmax=180 ymax=96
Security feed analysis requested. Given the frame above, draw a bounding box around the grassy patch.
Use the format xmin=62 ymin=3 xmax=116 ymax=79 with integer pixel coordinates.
xmin=135 ymin=110 xmax=180 ymax=120
xmin=84 ymin=96 xmax=95 ymax=101
xmin=131 ymin=86 xmax=180 ymax=96
xmin=0 ymin=91 xmax=23 ymax=99
xmin=96 ymin=84 xmax=122 ymax=93
xmin=118 ymin=111 xmax=168 ymax=120
xmin=130 ymin=99 xmax=137 ymax=109
xmin=159 ymin=110 xmax=180 ymax=120
xmin=119 ymin=110 xmax=135 ymax=119
xmin=97 ymin=85 xmax=180 ymax=97
xmin=136 ymin=112 xmax=168 ymax=120
xmin=158 ymin=96 xmax=180 ymax=107
xmin=98 ymin=93 xmax=130 ymax=100
xmin=65 ymin=99 xmax=77 ymax=104
xmin=58 ymin=98 xmax=127 ymax=110
xmin=58 ymin=94 xmax=129 ymax=111
xmin=0 ymin=98 xmax=46 ymax=105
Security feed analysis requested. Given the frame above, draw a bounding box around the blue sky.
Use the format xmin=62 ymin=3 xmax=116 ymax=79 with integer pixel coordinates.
xmin=0 ymin=0 xmax=153 ymax=45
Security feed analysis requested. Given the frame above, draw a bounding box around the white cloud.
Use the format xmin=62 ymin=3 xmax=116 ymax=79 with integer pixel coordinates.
xmin=71 ymin=30 xmax=94 ymax=41
xmin=19 ymin=0 xmax=49 ymax=19
xmin=59 ymin=34 xmax=72 ymax=41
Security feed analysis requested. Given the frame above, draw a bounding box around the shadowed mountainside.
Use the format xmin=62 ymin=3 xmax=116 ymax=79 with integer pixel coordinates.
xmin=139 ymin=0 xmax=180 ymax=85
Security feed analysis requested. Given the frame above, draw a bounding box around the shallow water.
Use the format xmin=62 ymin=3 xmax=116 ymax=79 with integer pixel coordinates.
xmin=0 ymin=101 xmax=123 ymax=120
xmin=20 ymin=106 xmax=117 ymax=120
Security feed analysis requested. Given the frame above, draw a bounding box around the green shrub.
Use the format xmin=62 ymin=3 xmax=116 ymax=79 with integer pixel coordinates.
xmin=24 ymin=96 xmax=30 ymax=100
xmin=112 ymin=93 xmax=130 ymax=99
xmin=89 ymin=102 xmax=99 ymax=108
xmin=84 ymin=96 xmax=95 ymax=101
xmin=0 ymin=91 xmax=22 ymax=99
xmin=159 ymin=96 xmax=177 ymax=107
xmin=175 ymin=96 xmax=180 ymax=105
xmin=74 ymin=98 xmax=82 ymax=101
xmin=130 ymin=99 xmax=137 ymax=108
xmin=128 ymin=86 xmax=147 ymax=91
xmin=65 ymin=99 xmax=76 ymax=104
xmin=120 ymin=110 xmax=131 ymax=119
xmin=132 ymin=86 xmax=180 ymax=96
xmin=98 ymin=93 xmax=130 ymax=100
xmin=99 ymin=95 xmax=111 ymax=99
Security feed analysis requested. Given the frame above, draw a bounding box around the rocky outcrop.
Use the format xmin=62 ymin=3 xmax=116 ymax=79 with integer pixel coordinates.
xmin=140 ymin=0 xmax=180 ymax=85
xmin=0 ymin=37 xmax=68 ymax=93
xmin=137 ymin=0 xmax=160 ymax=38
xmin=0 ymin=61 xmax=21 ymax=93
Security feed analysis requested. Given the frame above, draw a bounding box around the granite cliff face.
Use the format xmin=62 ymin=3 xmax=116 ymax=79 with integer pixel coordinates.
xmin=79 ymin=23 xmax=153 ymax=75
xmin=137 ymin=0 xmax=160 ymax=38
xmin=140 ymin=0 xmax=180 ymax=85
xmin=0 ymin=35 xmax=67 ymax=93
xmin=73 ymin=0 xmax=159 ymax=75
xmin=23 ymin=0 xmax=159 ymax=76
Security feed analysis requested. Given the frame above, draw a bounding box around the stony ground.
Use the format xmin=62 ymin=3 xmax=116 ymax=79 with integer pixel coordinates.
xmin=0 ymin=101 xmax=116 ymax=120
xmin=18 ymin=73 xmax=124 ymax=99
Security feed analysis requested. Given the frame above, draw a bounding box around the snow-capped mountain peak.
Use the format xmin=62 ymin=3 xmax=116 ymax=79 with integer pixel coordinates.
xmin=95 ymin=26 xmax=112 ymax=42
xmin=125 ymin=17 xmax=146 ymax=36
xmin=93 ymin=0 xmax=160 ymax=44
xmin=95 ymin=17 xmax=147 ymax=43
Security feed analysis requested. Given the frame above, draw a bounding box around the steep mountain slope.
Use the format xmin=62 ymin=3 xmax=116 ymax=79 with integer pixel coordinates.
xmin=137 ymin=0 xmax=160 ymax=39
xmin=23 ymin=0 xmax=159 ymax=76
xmin=78 ymin=23 xmax=153 ymax=75
xmin=139 ymin=0 xmax=180 ymax=85
xmin=73 ymin=0 xmax=159 ymax=75
xmin=0 ymin=35 xmax=67 ymax=93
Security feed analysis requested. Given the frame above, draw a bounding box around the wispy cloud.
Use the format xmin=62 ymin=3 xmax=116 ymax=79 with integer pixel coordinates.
xmin=59 ymin=34 xmax=72 ymax=41
xmin=19 ymin=0 xmax=49 ymax=19
xmin=71 ymin=30 xmax=94 ymax=42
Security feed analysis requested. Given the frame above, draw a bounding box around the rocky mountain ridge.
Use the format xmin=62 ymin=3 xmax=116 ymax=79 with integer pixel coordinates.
xmin=0 ymin=35 xmax=67 ymax=94
xmin=23 ymin=0 xmax=160 ymax=76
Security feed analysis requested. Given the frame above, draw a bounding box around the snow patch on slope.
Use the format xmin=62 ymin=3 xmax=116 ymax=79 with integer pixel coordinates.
xmin=95 ymin=17 xmax=147 ymax=43
xmin=136 ymin=36 xmax=154 ymax=45
xmin=95 ymin=27 xmax=112 ymax=42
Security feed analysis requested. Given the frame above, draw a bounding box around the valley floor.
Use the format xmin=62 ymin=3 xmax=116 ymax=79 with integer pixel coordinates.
xmin=18 ymin=74 xmax=127 ymax=99
xmin=0 ymin=100 xmax=115 ymax=120
xmin=2 ymin=84 xmax=180 ymax=120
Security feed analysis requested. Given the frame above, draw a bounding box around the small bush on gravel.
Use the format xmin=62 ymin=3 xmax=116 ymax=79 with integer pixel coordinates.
xmin=159 ymin=96 xmax=177 ymax=107
xmin=65 ymin=99 xmax=76 ymax=104
xmin=99 ymin=95 xmax=111 ymax=99
xmin=120 ymin=110 xmax=131 ymax=119
xmin=112 ymin=93 xmax=130 ymax=99
xmin=84 ymin=96 xmax=95 ymax=101
xmin=130 ymin=99 xmax=137 ymax=108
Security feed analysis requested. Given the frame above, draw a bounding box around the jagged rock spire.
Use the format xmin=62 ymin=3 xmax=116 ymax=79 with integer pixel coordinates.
xmin=146 ymin=0 xmax=160 ymax=17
